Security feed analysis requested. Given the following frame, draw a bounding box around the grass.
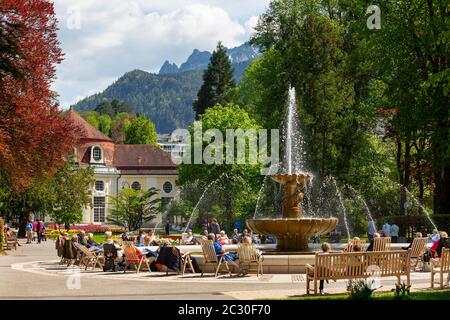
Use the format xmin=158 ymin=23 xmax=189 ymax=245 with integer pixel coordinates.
xmin=280 ymin=289 xmax=450 ymax=300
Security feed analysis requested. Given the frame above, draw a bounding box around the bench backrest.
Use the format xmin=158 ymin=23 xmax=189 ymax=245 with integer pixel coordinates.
xmin=410 ymin=237 xmax=428 ymax=258
xmin=314 ymin=250 xmax=410 ymax=280
xmin=237 ymin=243 xmax=259 ymax=263
xmin=123 ymin=241 xmax=140 ymax=263
xmin=201 ymin=240 xmax=218 ymax=263
xmin=373 ymin=237 xmax=391 ymax=251
xmin=346 ymin=239 xmax=366 ymax=252
xmin=441 ymin=249 xmax=450 ymax=272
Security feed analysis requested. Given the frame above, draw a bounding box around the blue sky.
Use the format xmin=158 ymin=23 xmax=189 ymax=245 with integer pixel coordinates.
xmin=51 ymin=0 xmax=271 ymax=109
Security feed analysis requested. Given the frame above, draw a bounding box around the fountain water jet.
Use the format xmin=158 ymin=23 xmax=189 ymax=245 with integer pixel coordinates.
xmin=247 ymin=87 xmax=338 ymax=251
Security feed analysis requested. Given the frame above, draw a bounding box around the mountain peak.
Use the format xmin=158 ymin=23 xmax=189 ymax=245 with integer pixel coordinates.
xmin=159 ymin=60 xmax=179 ymax=75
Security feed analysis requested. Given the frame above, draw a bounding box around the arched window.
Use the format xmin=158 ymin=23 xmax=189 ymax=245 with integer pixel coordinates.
xmin=95 ymin=180 xmax=104 ymax=191
xmin=131 ymin=181 xmax=141 ymax=190
xmin=163 ymin=181 xmax=173 ymax=194
xmin=93 ymin=147 xmax=102 ymax=161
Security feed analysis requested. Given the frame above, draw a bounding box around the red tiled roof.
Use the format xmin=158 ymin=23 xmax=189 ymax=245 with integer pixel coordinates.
xmin=65 ymin=110 xmax=113 ymax=142
xmin=113 ymin=144 xmax=176 ymax=168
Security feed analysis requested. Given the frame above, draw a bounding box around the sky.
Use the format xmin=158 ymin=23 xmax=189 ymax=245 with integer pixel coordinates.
xmin=52 ymin=0 xmax=271 ymax=109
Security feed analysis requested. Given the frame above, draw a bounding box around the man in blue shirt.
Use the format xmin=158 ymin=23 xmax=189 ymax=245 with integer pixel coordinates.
xmin=208 ymin=234 xmax=241 ymax=274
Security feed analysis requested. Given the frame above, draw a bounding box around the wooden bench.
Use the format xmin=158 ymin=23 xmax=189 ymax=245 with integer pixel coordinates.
xmin=373 ymin=237 xmax=391 ymax=251
xmin=306 ymin=250 xmax=411 ymax=295
xmin=431 ymin=248 xmax=450 ymax=289
xmin=4 ymin=235 xmax=18 ymax=250
xmin=409 ymin=237 xmax=428 ymax=270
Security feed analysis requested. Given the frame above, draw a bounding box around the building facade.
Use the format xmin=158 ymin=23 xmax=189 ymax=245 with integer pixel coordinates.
xmin=67 ymin=111 xmax=178 ymax=225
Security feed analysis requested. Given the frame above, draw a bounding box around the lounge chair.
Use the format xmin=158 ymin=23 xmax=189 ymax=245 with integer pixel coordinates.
xmin=123 ymin=241 xmax=155 ymax=273
xmin=200 ymin=240 xmax=231 ymax=277
xmin=237 ymin=243 xmax=263 ymax=276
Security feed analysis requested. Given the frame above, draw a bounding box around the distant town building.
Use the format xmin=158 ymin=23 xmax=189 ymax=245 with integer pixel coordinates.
xmin=67 ymin=111 xmax=178 ymax=225
xmin=157 ymin=132 xmax=188 ymax=160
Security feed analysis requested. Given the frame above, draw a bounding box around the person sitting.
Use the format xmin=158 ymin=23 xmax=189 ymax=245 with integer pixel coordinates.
xmin=121 ymin=232 xmax=130 ymax=242
xmin=431 ymin=231 xmax=449 ymax=258
xmin=181 ymin=230 xmax=197 ymax=245
xmin=137 ymin=229 xmax=146 ymax=247
xmin=201 ymin=229 xmax=209 ymax=241
xmin=366 ymin=233 xmax=381 ymax=251
xmin=147 ymin=229 xmax=160 ymax=246
xmin=231 ymin=228 xmax=240 ymax=244
xmin=239 ymin=229 xmax=250 ymax=243
xmin=208 ymin=234 xmax=240 ymax=274
xmin=307 ymin=243 xmax=332 ymax=295
xmin=86 ymin=233 xmax=102 ymax=251
xmin=343 ymin=237 xmax=361 ymax=252
xmin=428 ymin=229 xmax=440 ymax=244
xmin=77 ymin=230 xmax=87 ymax=245
xmin=219 ymin=230 xmax=230 ymax=245
xmin=402 ymin=232 xmax=423 ymax=250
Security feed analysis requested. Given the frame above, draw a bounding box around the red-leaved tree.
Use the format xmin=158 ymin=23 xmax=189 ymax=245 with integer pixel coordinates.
xmin=0 ymin=0 xmax=77 ymax=191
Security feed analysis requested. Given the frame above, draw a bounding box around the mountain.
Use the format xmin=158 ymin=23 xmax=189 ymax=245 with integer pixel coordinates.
xmin=158 ymin=43 xmax=260 ymax=80
xmin=72 ymin=43 xmax=260 ymax=133
xmin=158 ymin=61 xmax=179 ymax=75
xmin=73 ymin=69 xmax=203 ymax=133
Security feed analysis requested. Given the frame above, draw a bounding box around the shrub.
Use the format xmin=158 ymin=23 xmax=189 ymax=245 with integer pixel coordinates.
xmin=393 ymin=282 xmax=411 ymax=300
xmin=346 ymin=279 xmax=376 ymax=300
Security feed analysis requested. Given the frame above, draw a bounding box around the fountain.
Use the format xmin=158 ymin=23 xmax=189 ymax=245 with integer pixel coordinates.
xmin=246 ymin=87 xmax=338 ymax=251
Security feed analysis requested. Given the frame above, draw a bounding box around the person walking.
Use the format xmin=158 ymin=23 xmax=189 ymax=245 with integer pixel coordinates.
xmin=390 ymin=223 xmax=399 ymax=243
xmin=382 ymin=221 xmax=391 ymax=237
xmin=35 ymin=219 xmax=44 ymax=244
xmin=25 ymin=221 xmax=33 ymax=244
xmin=165 ymin=221 xmax=170 ymax=236
xmin=368 ymin=220 xmax=376 ymax=242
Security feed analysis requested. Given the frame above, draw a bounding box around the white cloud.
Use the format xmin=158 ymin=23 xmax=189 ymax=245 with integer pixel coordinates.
xmin=52 ymin=0 xmax=270 ymax=109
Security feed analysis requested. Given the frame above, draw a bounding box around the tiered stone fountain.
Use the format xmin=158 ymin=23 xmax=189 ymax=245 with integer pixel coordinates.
xmin=247 ymin=87 xmax=338 ymax=251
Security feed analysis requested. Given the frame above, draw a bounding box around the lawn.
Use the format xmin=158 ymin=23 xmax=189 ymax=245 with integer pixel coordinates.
xmin=280 ymin=289 xmax=450 ymax=300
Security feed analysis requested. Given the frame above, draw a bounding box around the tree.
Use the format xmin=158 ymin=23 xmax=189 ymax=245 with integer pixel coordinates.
xmin=124 ymin=116 xmax=158 ymax=145
xmin=42 ymin=161 xmax=94 ymax=228
xmin=111 ymin=112 xmax=133 ymax=143
xmin=94 ymin=101 xmax=115 ymax=118
xmin=111 ymin=99 xmax=133 ymax=114
xmin=0 ymin=0 xmax=77 ymax=190
xmin=193 ymin=42 xmax=236 ymax=117
xmin=0 ymin=160 xmax=93 ymax=236
xmin=84 ymin=111 xmax=100 ymax=129
xmin=98 ymin=114 xmax=112 ymax=136
xmin=178 ymin=104 xmax=262 ymax=231
xmin=107 ymin=187 xmax=161 ymax=231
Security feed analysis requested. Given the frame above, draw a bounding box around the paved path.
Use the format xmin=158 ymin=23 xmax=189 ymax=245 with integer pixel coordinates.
xmin=0 ymin=239 xmax=441 ymax=300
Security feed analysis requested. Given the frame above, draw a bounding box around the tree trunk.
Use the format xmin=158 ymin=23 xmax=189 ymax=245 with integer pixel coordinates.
xmin=434 ymin=166 xmax=450 ymax=215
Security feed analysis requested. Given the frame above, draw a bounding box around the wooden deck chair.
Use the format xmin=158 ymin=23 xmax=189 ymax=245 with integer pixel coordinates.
xmin=345 ymin=239 xmax=366 ymax=252
xmin=200 ymin=240 xmax=231 ymax=277
xmin=123 ymin=241 xmax=154 ymax=273
xmin=373 ymin=237 xmax=391 ymax=252
xmin=431 ymin=248 xmax=450 ymax=289
xmin=181 ymin=251 xmax=195 ymax=276
xmin=237 ymin=243 xmax=263 ymax=277
xmin=78 ymin=245 xmax=103 ymax=271
xmin=409 ymin=237 xmax=428 ymax=270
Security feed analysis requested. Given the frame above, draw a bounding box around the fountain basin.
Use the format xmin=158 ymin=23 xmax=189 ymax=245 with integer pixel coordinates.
xmin=247 ymin=217 xmax=339 ymax=251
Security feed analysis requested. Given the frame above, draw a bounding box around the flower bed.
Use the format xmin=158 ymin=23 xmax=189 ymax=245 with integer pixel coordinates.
xmin=45 ymin=224 xmax=124 ymax=233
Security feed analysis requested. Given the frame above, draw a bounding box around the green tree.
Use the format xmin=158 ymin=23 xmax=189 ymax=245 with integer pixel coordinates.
xmin=111 ymin=99 xmax=133 ymax=114
xmin=107 ymin=187 xmax=161 ymax=231
xmin=124 ymin=116 xmax=158 ymax=145
xmin=193 ymin=42 xmax=236 ymax=117
xmin=84 ymin=111 xmax=100 ymax=129
xmin=98 ymin=114 xmax=112 ymax=136
xmin=94 ymin=101 xmax=115 ymax=118
xmin=178 ymin=104 xmax=262 ymax=231
xmin=43 ymin=161 xmax=94 ymax=228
